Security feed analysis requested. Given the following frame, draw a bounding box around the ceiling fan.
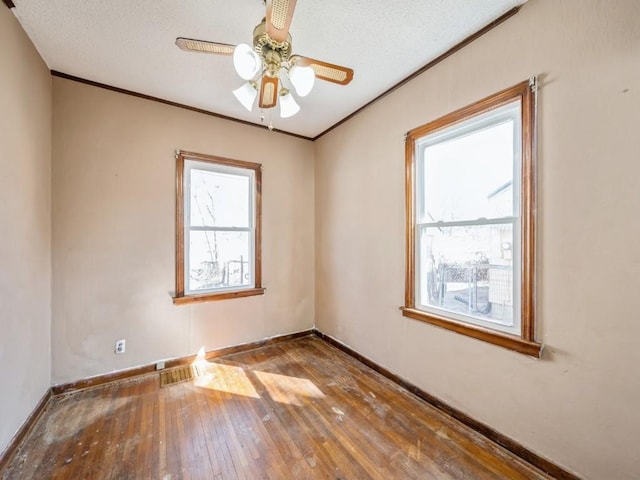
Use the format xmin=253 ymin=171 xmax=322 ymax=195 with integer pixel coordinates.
xmin=176 ymin=0 xmax=354 ymax=122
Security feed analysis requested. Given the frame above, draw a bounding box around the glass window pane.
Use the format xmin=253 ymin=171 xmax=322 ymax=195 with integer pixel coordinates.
xmin=190 ymin=169 xmax=249 ymax=228
xmin=418 ymin=224 xmax=515 ymax=328
xmin=421 ymin=120 xmax=515 ymax=223
xmin=188 ymin=231 xmax=251 ymax=292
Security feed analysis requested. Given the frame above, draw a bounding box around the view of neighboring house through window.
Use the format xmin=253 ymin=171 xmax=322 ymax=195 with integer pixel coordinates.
xmin=403 ymin=80 xmax=541 ymax=357
xmin=174 ymin=151 xmax=264 ymax=304
xmin=418 ymin=102 xmax=520 ymax=334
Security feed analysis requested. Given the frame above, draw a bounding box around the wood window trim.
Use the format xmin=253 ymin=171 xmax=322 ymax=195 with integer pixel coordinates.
xmin=402 ymin=80 xmax=542 ymax=358
xmin=173 ymin=150 xmax=264 ymax=305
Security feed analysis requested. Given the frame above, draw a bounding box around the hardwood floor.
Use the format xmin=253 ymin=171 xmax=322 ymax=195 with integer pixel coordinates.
xmin=2 ymin=336 xmax=551 ymax=479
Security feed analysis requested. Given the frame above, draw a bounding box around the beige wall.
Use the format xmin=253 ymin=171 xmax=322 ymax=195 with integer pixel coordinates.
xmin=8 ymin=0 xmax=639 ymax=475
xmin=0 ymin=7 xmax=52 ymax=455
xmin=51 ymin=78 xmax=315 ymax=384
xmin=314 ymin=0 xmax=640 ymax=478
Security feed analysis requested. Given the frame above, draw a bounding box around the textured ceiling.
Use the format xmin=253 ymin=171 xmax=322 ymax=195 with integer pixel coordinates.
xmin=11 ymin=0 xmax=526 ymax=138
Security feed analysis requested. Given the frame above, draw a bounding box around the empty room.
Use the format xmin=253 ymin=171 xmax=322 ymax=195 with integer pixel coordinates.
xmin=1 ymin=0 xmax=638 ymax=478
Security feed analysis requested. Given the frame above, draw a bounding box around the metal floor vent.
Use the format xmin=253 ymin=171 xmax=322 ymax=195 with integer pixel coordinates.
xmin=159 ymin=364 xmax=203 ymax=387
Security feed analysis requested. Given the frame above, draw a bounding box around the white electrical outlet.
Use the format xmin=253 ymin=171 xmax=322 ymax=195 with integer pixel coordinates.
xmin=115 ymin=339 xmax=126 ymax=354
xmin=156 ymin=361 xmax=165 ymax=370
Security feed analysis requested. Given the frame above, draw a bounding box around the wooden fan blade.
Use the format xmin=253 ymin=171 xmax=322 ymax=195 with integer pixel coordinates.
xmin=259 ymin=76 xmax=279 ymax=109
xmin=266 ymin=0 xmax=297 ymax=43
xmin=290 ymin=55 xmax=354 ymax=85
xmin=176 ymin=37 xmax=236 ymax=56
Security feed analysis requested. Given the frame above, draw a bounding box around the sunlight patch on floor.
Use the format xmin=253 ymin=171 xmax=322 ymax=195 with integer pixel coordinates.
xmin=254 ymin=371 xmax=325 ymax=406
xmin=194 ymin=362 xmax=260 ymax=399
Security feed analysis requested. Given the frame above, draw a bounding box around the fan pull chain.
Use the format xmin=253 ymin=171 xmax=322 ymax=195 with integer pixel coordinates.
xmin=259 ymin=108 xmax=273 ymax=131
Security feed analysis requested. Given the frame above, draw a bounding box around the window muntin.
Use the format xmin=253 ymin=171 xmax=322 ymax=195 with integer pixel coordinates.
xmin=174 ymin=151 xmax=263 ymax=304
xmin=403 ymin=80 xmax=540 ymax=356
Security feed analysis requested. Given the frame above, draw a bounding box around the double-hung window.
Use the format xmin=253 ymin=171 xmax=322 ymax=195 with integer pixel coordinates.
xmin=174 ymin=151 xmax=264 ymax=304
xmin=402 ymin=80 xmax=541 ymax=356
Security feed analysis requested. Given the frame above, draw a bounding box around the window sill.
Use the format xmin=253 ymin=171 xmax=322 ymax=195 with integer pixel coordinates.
xmin=173 ymin=288 xmax=265 ymax=305
xmin=400 ymin=307 xmax=542 ymax=358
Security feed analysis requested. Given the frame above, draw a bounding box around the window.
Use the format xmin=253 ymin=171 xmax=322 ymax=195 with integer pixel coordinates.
xmin=402 ymin=80 xmax=541 ymax=357
xmin=174 ymin=151 xmax=264 ymax=304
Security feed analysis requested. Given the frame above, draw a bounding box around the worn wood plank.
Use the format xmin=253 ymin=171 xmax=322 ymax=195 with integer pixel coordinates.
xmin=2 ymin=337 xmax=554 ymax=480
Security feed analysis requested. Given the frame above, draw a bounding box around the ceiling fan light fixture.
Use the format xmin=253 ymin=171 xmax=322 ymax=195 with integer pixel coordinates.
xmin=279 ymin=89 xmax=300 ymax=118
xmin=233 ymin=81 xmax=258 ymax=112
xmin=233 ymin=43 xmax=261 ymax=80
xmin=176 ymin=2 xmax=353 ymax=128
xmin=288 ymin=65 xmax=315 ymax=97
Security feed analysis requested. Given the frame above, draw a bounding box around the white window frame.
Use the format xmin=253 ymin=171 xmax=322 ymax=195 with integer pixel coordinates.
xmin=414 ymin=102 xmax=522 ymax=335
xmin=183 ymin=160 xmax=256 ymax=295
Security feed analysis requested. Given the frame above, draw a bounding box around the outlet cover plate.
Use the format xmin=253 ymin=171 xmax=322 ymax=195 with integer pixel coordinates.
xmin=115 ymin=339 xmax=126 ymax=354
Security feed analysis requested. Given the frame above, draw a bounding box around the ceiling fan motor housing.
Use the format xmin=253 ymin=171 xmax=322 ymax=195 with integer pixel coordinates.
xmin=253 ymin=20 xmax=292 ymax=76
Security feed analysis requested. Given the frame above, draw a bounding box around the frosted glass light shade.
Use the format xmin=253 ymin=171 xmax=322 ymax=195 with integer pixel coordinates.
xmin=288 ymin=65 xmax=315 ymax=97
xmin=279 ymin=92 xmax=300 ymax=118
xmin=233 ymin=82 xmax=258 ymax=111
xmin=233 ymin=44 xmax=261 ymax=80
